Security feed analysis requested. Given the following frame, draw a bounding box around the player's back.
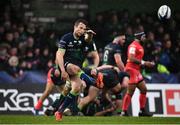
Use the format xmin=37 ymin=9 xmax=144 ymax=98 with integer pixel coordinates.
xmin=99 ymin=68 xmax=119 ymax=88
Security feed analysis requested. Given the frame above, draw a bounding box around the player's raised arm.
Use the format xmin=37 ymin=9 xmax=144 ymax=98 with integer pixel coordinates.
xmin=84 ymin=29 xmax=96 ymax=42
xmin=85 ymin=29 xmax=99 ymax=67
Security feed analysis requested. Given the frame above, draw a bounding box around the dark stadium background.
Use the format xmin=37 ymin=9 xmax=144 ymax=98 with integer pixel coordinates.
xmin=0 ymin=0 xmax=180 ymax=117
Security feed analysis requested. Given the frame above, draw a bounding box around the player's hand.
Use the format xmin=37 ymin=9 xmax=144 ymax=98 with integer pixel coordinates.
xmin=61 ymin=70 xmax=68 ymax=80
xmin=144 ymin=61 xmax=155 ymax=68
xmin=84 ymin=29 xmax=96 ymax=42
xmin=85 ymin=29 xmax=96 ymax=35
xmin=113 ymin=66 xmax=120 ymax=73
xmin=91 ymin=68 xmax=98 ymax=76
xmin=107 ymin=107 xmax=115 ymax=112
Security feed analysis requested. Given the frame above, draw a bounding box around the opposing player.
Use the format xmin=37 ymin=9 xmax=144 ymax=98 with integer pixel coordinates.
xmin=54 ymin=19 xmax=101 ymax=121
xmin=102 ymin=32 xmax=127 ymax=113
xmin=103 ymin=32 xmax=126 ymax=71
xmin=34 ymin=64 xmax=71 ymax=115
xmin=121 ymin=27 xmax=155 ymax=116
xmin=77 ymin=65 xmax=129 ymax=114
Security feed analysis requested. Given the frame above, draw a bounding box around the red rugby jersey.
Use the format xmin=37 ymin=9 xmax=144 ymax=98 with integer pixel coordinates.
xmin=125 ymin=40 xmax=144 ymax=70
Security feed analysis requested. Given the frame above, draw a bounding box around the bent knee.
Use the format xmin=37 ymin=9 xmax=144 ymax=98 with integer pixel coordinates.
xmin=67 ymin=64 xmax=81 ymax=75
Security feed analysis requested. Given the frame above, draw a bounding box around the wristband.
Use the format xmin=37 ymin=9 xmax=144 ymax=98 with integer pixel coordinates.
xmin=141 ymin=60 xmax=145 ymax=65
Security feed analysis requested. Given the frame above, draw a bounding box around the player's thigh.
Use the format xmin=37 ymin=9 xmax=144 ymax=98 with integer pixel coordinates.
xmin=137 ymin=80 xmax=147 ymax=93
xmin=88 ymin=86 xmax=99 ymax=100
xmin=126 ymin=84 xmax=136 ymax=95
xmin=44 ymin=82 xmax=55 ymax=93
xmin=125 ymin=68 xmax=138 ymax=84
xmin=66 ymin=63 xmax=81 ymax=76
xmin=55 ymin=84 xmax=65 ymax=93
xmin=70 ymin=76 xmax=83 ymax=93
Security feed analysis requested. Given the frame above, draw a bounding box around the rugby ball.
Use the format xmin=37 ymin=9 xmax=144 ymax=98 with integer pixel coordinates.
xmin=158 ymin=5 xmax=171 ymax=20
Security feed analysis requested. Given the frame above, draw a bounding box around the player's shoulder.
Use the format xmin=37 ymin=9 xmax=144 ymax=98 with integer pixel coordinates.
xmin=61 ymin=32 xmax=73 ymax=40
xmin=112 ymin=43 xmax=121 ymax=50
xmin=129 ymin=41 xmax=138 ymax=47
xmin=104 ymin=43 xmax=110 ymax=48
xmin=105 ymin=43 xmax=118 ymax=49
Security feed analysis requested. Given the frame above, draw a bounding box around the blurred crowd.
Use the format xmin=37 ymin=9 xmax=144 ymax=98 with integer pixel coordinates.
xmin=0 ymin=2 xmax=180 ymax=78
xmin=0 ymin=1 xmax=59 ymax=77
xmin=91 ymin=10 xmax=180 ymax=75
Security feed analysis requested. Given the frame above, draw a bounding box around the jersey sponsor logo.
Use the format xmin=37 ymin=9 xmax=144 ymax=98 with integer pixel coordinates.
xmin=67 ymin=41 xmax=74 ymax=47
xmin=78 ymin=40 xmax=82 ymax=44
xmin=77 ymin=40 xmax=82 ymax=46
xmin=129 ymin=47 xmax=136 ymax=54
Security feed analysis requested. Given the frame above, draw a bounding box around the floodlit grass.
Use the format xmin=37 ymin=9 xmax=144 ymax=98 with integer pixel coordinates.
xmin=0 ymin=115 xmax=180 ymax=124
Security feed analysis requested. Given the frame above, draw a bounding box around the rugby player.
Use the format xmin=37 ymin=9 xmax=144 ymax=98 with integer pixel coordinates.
xmin=54 ymin=19 xmax=102 ymax=121
xmin=34 ymin=64 xmax=71 ymax=115
xmin=121 ymin=26 xmax=155 ymax=116
xmin=77 ymin=65 xmax=129 ymax=114
xmin=103 ymin=32 xmax=126 ymax=71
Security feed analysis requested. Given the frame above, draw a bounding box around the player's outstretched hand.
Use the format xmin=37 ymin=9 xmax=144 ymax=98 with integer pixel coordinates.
xmin=144 ymin=61 xmax=155 ymax=68
xmin=91 ymin=68 xmax=98 ymax=76
xmin=85 ymin=29 xmax=96 ymax=35
xmin=84 ymin=29 xmax=96 ymax=42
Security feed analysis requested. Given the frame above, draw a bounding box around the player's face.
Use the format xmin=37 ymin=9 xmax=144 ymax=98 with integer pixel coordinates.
xmin=119 ymin=35 xmax=126 ymax=45
xmin=74 ymin=22 xmax=86 ymax=38
xmin=140 ymin=34 xmax=146 ymax=42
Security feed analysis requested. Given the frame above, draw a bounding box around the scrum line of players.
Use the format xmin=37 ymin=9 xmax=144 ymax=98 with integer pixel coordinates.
xmin=34 ymin=19 xmax=154 ymax=121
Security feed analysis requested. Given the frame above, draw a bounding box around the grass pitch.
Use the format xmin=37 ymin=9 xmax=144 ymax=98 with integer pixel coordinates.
xmin=0 ymin=115 xmax=180 ymax=124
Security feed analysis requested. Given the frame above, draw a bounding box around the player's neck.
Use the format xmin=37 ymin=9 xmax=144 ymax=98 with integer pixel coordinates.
xmin=135 ymin=39 xmax=140 ymax=43
xmin=135 ymin=39 xmax=143 ymax=45
xmin=73 ymin=32 xmax=79 ymax=40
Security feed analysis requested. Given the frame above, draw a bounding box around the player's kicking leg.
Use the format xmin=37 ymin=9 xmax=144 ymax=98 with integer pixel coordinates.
xmin=55 ymin=77 xmax=82 ymax=121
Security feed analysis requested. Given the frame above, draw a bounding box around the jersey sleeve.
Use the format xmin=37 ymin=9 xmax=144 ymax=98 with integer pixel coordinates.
xmin=57 ymin=35 xmax=67 ymax=49
xmin=114 ymin=45 xmax=121 ymax=54
xmin=87 ymin=41 xmax=97 ymax=52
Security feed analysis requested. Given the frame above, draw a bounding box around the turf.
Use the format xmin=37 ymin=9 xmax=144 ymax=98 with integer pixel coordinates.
xmin=0 ymin=115 xmax=180 ymax=124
